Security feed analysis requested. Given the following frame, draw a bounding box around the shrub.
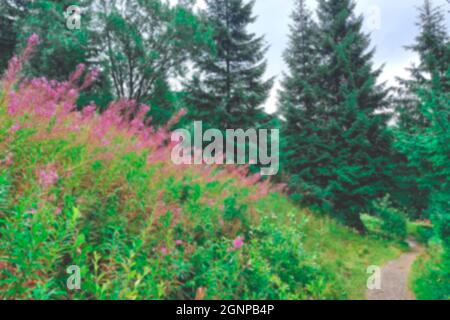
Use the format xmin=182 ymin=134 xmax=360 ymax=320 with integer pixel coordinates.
xmin=372 ymin=195 xmax=407 ymax=241
xmin=0 ymin=34 xmax=327 ymax=300
xmin=411 ymin=243 xmax=450 ymax=300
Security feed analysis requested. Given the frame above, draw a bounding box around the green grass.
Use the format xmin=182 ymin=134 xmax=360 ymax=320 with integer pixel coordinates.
xmin=407 ymin=220 xmax=434 ymax=245
xmin=410 ymin=242 xmax=450 ymax=300
xmin=257 ymin=198 xmax=402 ymax=300
xmin=0 ymin=84 xmax=403 ymax=300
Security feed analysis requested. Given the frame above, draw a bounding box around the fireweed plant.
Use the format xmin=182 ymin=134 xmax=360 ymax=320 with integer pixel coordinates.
xmin=0 ymin=35 xmax=334 ymax=300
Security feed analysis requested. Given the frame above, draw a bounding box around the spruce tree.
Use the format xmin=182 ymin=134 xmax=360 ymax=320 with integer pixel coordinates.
xmin=292 ymin=0 xmax=391 ymax=232
xmin=396 ymin=54 xmax=450 ymax=296
xmin=278 ymin=0 xmax=322 ymax=205
xmin=397 ymin=0 xmax=449 ymax=130
xmin=396 ymin=5 xmax=449 ymax=295
xmin=391 ymin=1 xmax=449 ymax=218
xmin=184 ymin=0 xmax=274 ymax=130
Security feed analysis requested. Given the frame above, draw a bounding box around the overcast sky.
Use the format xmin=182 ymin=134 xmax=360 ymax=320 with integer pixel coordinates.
xmin=172 ymin=0 xmax=450 ymax=113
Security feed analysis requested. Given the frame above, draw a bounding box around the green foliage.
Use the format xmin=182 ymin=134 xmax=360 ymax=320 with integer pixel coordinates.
xmin=1 ymin=0 xmax=211 ymax=120
xmin=0 ymin=90 xmax=403 ymax=299
xmin=411 ymin=243 xmax=450 ymax=300
xmin=395 ymin=1 xmax=449 ymax=297
xmin=0 ymin=98 xmax=323 ymax=299
xmin=407 ymin=221 xmax=434 ymax=245
xmin=0 ymin=1 xmax=29 ymax=73
xmin=17 ymin=0 xmax=95 ymax=81
xmin=96 ymin=0 xmax=212 ymax=125
xmin=280 ymin=0 xmax=392 ymax=233
xmin=184 ymin=0 xmax=274 ymax=130
xmin=372 ymin=196 xmax=407 ymax=241
xmin=396 ymin=0 xmax=449 ymax=130
xmin=390 ymin=0 xmax=449 ymax=219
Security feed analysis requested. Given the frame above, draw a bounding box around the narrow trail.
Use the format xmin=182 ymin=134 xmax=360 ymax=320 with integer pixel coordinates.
xmin=367 ymin=240 xmax=424 ymax=300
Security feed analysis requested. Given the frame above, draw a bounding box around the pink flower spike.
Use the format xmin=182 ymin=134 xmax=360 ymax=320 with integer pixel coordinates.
xmin=81 ymin=68 xmax=100 ymax=90
xmin=27 ymin=34 xmax=40 ymax=47
xmin=233 ymin=237 xmax=244 ymax=250
xmin=38 ymin=169 xmax=59 ymax=188
xmin=69 ymin=64 xmax=86 ymax=83
xmin=160 ymin=247 xmax=169 ymax=255
xmin=9 ymin=123 xmax=21 ymax=133
xmin=175 ymin=240 xmax=183 ymax=246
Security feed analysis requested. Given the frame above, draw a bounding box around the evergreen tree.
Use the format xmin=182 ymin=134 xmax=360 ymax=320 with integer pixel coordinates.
xmin=396 ymin=56 xmax=450 ymax=297
xmin=391 ymin=1 xmax=449 ymax=218
xmin=0 ymin=1 xmax=28 ymax=73
xmin=288 ymin=0 xmax=391 ymax=232
xmin=184 ymin=0 xmax=274 ymax=130
xmin=395 ymin=5 xmax=449 ymax=296
xmin=397 ymin=0 xmax=449 ymax=130
xmin=278 ymin=0 xmax=322 ymax=205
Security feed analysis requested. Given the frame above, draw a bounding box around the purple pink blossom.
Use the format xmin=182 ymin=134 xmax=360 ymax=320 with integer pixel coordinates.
xmin=38 ymin=168 xmax=59 ymax=188
xmin=9 ymin=123 xmax=21 ymax=133
xmin=233 ymin=237 xmax=244 ymax=250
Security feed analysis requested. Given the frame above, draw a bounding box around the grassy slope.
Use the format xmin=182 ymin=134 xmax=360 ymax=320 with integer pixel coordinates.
xmin=0 ymin=81 xmax=402 ymax=300
xmin=261 ymin=198 xmax=401 ymax=300
xmin=410 ymin=244 xmax=450 ymax=300
xmin=0 ymin=125 xmax=402 ymax=299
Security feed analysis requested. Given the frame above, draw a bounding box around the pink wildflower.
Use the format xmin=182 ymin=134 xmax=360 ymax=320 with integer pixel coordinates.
xmin=160 ymin=247 xmax=169 ymax=255
xmin=9 ymin=123 xmax=21 ymax=133
xmin=82 ymin=104 xmax=97 ymax=119
xmin=22 ymin=34 xmax=40 ymax=62
xmin=27 ymin=34 xmax=40 ymax=47
xmin=166 ymin=108 xmax=187 ymax=129
xmin=81 ymin=68 xmax=100 ymax=90
xmin=38 ymin=169 xmax=59 ymax=188
xmin=1 ymin=153 xmax=13 ymax=167
xmin=175 ymin=240 xmax=183 ymax=246
xmin=7 ymin=92 xmax=19 ymax=115
xmin=233 ymin=237 xmax=244 ymax=250
xmin=69 ymin=64 xmax=86 ymax=83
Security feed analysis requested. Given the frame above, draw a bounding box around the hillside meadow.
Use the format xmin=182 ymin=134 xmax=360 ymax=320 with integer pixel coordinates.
xmin=0 ymin=36 xmax=401 ymax=300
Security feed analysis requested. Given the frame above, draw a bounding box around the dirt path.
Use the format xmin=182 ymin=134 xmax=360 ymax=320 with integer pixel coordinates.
xmin=367 ymin=240 xmax=424 ymax=300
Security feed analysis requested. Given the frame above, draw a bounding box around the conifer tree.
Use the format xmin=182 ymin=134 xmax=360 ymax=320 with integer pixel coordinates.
xmin=396 ymin=3 xmax=449 ymax=294
xmin=278 ymin=0 xmax=322 ymax=205
xmin=396 ymin=55 xmax=449 ymax=295
xmin=184 ymin=0 xmax=274 ymax=130
xmin=0 ymin=1 xmax=29 ymax=73
xmin=397 ymin=0 xmax=449 ymax=129
xmin=288 ymin=0 xmax=391 ymax=232
xmin=391 ymin=1 xmax=449 ymax=217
